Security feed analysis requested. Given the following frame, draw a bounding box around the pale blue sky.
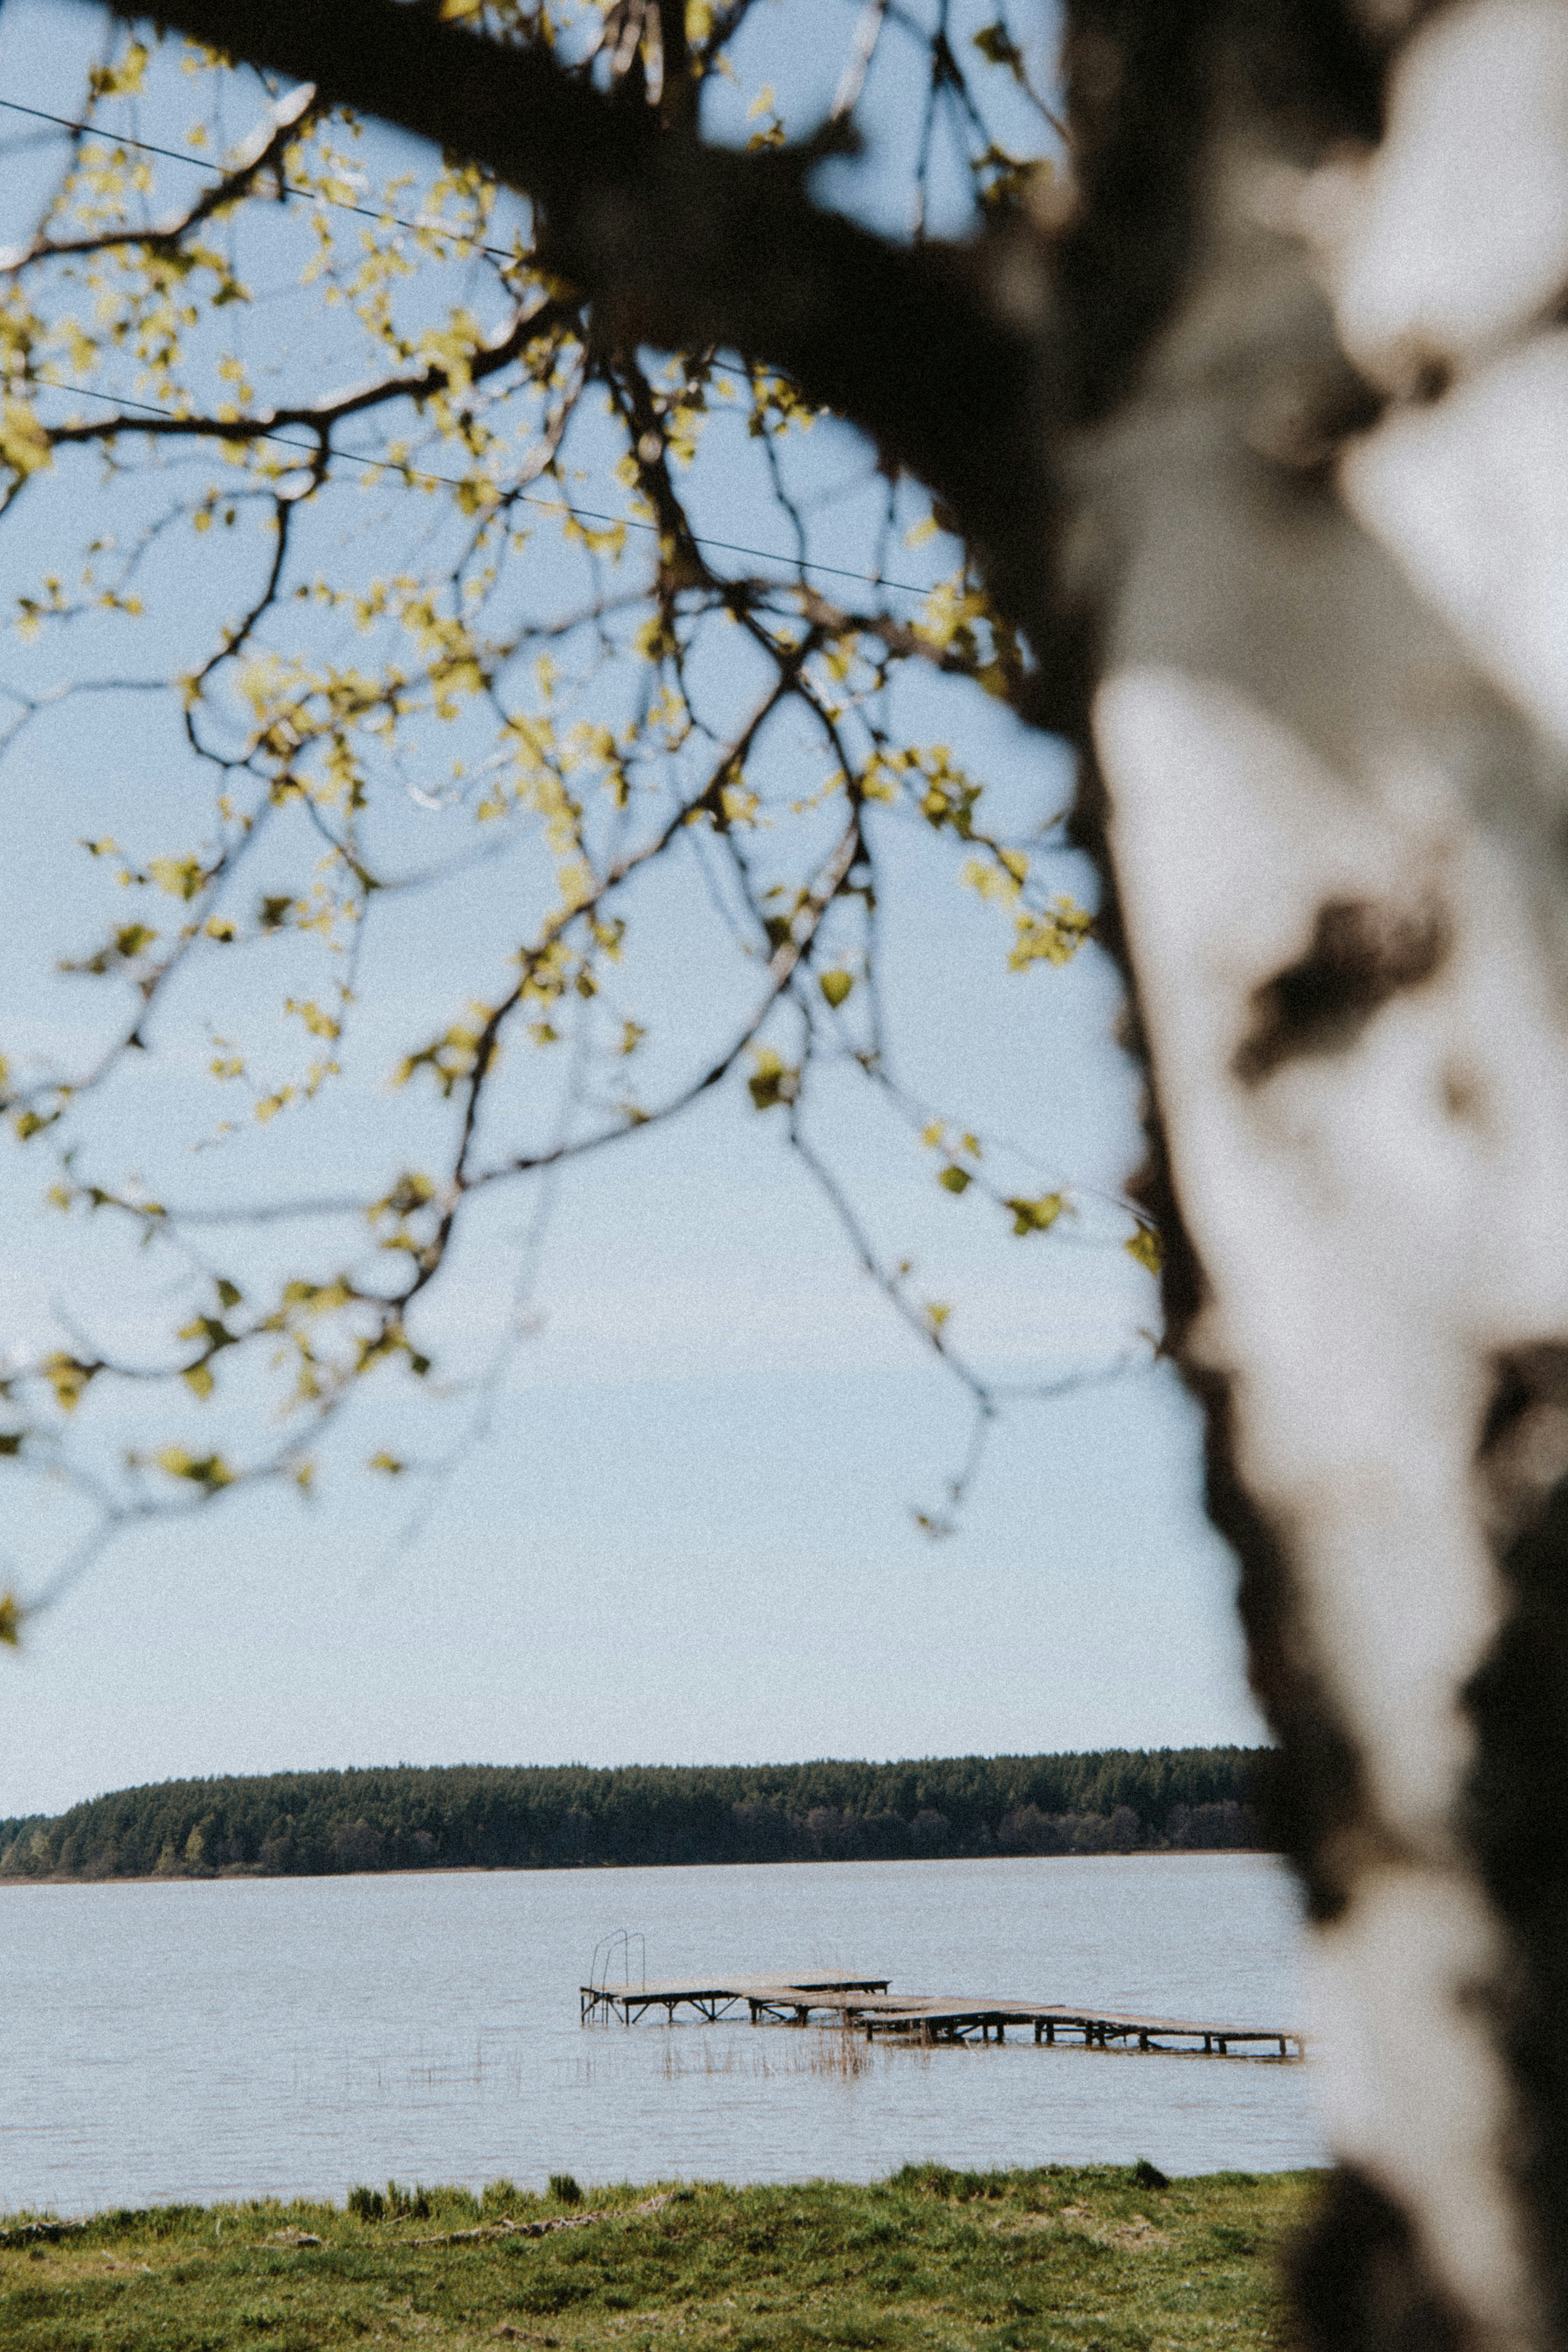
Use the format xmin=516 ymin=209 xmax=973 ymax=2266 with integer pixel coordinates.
xmin=0 ymin=0 xmax=1263 ymax=1820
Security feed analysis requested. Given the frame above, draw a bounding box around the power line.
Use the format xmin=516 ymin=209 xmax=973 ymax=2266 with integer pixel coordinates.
xmin=34 ymin=377 xmax=938 ymax=596
xmin=0 ymin=97 xmax=761 ymax=404
xmin=0 ymin=92 xmax=521 ymax=262
xmin=2 ymin=95 xmax=942 ymax=598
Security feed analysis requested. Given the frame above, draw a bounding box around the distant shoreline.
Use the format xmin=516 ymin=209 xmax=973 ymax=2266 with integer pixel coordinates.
xmin=2 ymin=1748 xmax=1272 ymax=1885
xmin=0 ymin=1844 xmax=1274 ymax=1890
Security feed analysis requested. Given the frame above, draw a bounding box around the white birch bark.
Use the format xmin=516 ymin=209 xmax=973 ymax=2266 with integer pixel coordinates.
xmin=1072 ymin=4 xmax=1568 ymax=2340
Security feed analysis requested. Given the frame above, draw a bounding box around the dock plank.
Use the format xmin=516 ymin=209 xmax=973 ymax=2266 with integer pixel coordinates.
xmin=578 ymin=1971 xmax=1302 ymax=2057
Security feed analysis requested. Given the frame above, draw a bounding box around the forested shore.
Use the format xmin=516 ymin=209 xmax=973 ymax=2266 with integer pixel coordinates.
xmin=0 ymin=1750 xmax=1267 ymax=1882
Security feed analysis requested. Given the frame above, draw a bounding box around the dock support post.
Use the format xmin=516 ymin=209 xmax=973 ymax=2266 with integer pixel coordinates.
xmin=1139 ymin=2031 xmax=1149 ymax=2050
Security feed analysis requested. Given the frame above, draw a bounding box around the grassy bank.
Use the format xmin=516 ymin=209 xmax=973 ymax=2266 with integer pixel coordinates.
xmin=1 ymin=2163 xmax=1319 ymax=2350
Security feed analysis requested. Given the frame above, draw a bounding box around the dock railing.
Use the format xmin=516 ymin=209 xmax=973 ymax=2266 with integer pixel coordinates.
xmin=585 ymin=1929 xmax=646 ymax=2011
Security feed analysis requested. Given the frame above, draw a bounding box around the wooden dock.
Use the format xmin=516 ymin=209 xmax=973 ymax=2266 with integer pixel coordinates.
xmin=579 ymin=1975 xmax=891 ymax=2026
xmin=855 ymin=1998 xmax=1301 ymax=2058
xmin=579 ymin=1973 xmax=1302 ymax=2058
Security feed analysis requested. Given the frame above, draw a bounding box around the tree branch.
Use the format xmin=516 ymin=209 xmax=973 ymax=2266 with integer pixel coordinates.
xmin=102 ymin=0 xmax=1052 ymax=657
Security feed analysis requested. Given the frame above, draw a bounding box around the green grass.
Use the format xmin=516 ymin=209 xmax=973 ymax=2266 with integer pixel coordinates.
xmin=0 ymin=2163 xmax=1321 ymax=2351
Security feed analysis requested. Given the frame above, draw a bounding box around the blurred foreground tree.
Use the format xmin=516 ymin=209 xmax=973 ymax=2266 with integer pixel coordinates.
xmin=4 ymin=0 xmax=1568 ymax=2343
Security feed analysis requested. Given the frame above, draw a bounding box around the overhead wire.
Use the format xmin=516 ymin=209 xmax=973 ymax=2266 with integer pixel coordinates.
xmin=0 ymin=91 xmax=527 ymax=261
xmin=0 ymin=95 xmax=944 ymax=597
xmin=34 ymin=377 xmax=942 ymax=593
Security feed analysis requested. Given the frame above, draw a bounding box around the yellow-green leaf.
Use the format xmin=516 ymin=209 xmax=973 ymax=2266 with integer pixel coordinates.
xmin=148 ymin=855 xmax=205 ymax=901
xmin=747 ymin=1046 xmax=799 ymax=1112
xmin=0 ymin=398 xmax=52 ymax=481
xmin=1006 ymin=1192 xmax=1064 ymax=1235
xmin=153 ymin=1446 xmax=235 ymax=1491
xmin=1010 ymin=896 xmax=1094 ymax=970
xmin=1126 ymin=1225 xmax=1163 ymax=1274
xmin=41 ymin=1354 xmax=95 ymax=1412
xmin=972 ymin=20 xmax=1028 ymax=77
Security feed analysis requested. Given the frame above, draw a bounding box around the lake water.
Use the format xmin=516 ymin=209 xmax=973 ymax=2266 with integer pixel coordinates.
xmin=0 ymin=1853 xmax=1323 ymax=2215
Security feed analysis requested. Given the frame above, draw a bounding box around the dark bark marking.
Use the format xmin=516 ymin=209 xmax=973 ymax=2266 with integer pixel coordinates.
xmin=1288 ymin=2168 xmax=1473 ymax=2352
xmin=1060 ymin=12 xmax=1499 ymax=2346
xmin=1233 ymin=897 xmax=1451 ymax=1086
xmin=1189 ymin=1366 xmax=1377 ymax=1924
xmin=1074 ymin=768 xmax=1375 ymax=1930
xmin=1245 ymin=354 xmax=1388 ymax=477
xmin=1054 ymin=0 xmax=1384 ymax=426
xmin=1439 ymin=1061 xmax=1486 ymax=1129
xmin=1410 ymin=355 xmax=1455 ymax=405
xmin=1464 ymin=1348 xmax=1568 ymax=2343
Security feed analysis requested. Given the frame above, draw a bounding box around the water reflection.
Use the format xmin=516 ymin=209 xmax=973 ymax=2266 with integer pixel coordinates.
xmin=0 ymin=1852 xmax=1323 ymax=2213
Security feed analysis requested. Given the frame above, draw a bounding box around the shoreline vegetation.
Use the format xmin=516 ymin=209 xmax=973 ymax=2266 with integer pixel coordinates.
xmin=0 ymin=1749 xmax=1267 ymax=1884
xmin=0 ymin=2165 xmax=1317 ymax=2351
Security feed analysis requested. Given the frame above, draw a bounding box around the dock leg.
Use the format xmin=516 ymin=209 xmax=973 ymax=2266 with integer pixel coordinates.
xmin=1034 ymin=2021 xmax=1042 ymax=2043
xmin=1218 ymin=2038 xmax=1228 ymax=2055
xmin=1139 ymin=2032 xmax=1148 ymax=2050
xmin=1047 ymin=2020 xmax=1055 ymax=2045
xmin=996 ymin=2023 xmax=1004 ymax=2043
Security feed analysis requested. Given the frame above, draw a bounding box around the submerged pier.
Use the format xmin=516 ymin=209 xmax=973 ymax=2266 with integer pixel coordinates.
xmin=578 ymin=1972 xmax=1303 ymax=2058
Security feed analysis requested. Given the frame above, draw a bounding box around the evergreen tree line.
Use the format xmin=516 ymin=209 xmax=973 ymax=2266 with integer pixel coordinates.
xmin=0 ymin=1750 xmax=1268 ymax=1882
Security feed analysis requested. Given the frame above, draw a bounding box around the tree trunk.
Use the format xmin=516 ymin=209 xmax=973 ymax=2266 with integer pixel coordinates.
xmin=83 ymin=0 xmax=1568 ymax=2335
xmin=1061 ymin=4 xmax=1568 ymax=2343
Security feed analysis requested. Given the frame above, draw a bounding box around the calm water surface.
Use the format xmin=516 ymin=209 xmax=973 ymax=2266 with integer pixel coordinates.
xmin=1 ymin=1854 xmax=1323 ymax=2213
